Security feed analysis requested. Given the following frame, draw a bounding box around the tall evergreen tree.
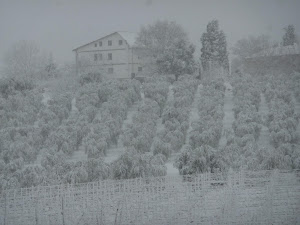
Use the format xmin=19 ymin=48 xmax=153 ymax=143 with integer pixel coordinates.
xmin=282 ymin=25 xmax=297 ymax=46
xmin=156 ymin=39 xmax=196 ymax=80
xmin=200 ymin=20 xmax=229 ymax=73
xmin=217 ymin=30 xmax=229 ymax=72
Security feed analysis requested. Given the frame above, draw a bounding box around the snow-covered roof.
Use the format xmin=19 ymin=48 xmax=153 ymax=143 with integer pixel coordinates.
xmin=73 ymin=31 xmax=138 ymax=51
xmin=248 ymin=43 xmax=300 ymax=58
xmin=117 ymin=31 xmax=138 ymax=47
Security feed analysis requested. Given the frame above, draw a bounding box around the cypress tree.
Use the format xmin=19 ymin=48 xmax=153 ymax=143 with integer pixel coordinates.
xmin=200 ymin=20 xmax=229 ymax=73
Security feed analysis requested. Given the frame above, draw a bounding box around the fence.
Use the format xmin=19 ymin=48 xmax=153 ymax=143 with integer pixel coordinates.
xmin=0 ymin=170 xmax=299 ymax=225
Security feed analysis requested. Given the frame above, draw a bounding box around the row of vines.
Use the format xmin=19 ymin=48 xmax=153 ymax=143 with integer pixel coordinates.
xmin=110 ymin=76 xmax=171 ymax=179
xmin=221 ymin=71 xmax=300 ymax=171
xmin=175 ymin=77 xmax=226 ymax=174
xmin=0 ymin=75 xmax=144 ymax=190
xmin=220 ymin=73 xmax=263 ymax=170
xmin=263 ymin=73 xmax=300 ymax=169
xmin=152 ymin=76 xmax=198 ymax=159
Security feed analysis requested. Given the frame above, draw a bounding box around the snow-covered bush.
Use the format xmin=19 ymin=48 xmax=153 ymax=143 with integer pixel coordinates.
xmin=262 ymin=74 xmax=300 ymax=169
xmin=174 ymin=144 xmax=221 ymax=175
xmin=122 ymin=99 xmax=160 ymax=153
xmin=189 ymin=77 xmax=225 ymax=150
xmin=110 ymin=148 xmax=166 ymax=179
xmin=143 ymin=76 xmax=170 ymax=115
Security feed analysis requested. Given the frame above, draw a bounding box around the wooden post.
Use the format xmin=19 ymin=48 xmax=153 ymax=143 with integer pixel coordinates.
xmin=35 ymin=186 xmax=39 ymax=225
xmin=61 ymin=196 xmax=65 ymax=225
xmin=35 ymin=207 xmax=38 ymax=225
xmin=4 ymin=193 xmax=7 ymax=225
xmin=75 ymin=51 xmax=79 ymax=76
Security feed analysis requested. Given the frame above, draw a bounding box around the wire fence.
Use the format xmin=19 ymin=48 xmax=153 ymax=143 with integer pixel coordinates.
xmin=1 ymin=169 xmax=299 ymax=225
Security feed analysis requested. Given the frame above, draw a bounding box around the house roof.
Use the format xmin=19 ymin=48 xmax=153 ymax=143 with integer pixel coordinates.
xmin=118 ymin=31 xmax=138 ymax=47
xmin=247 ymin=43 xmax=300 ymax=58
xmin=72 ymin=31 xmax=138 ymax=51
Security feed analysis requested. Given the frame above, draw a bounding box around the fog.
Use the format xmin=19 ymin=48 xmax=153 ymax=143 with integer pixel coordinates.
xmin=0 ymin=0 xmax=300 ymax=65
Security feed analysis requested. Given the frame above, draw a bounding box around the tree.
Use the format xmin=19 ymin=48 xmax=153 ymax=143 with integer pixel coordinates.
xmin=156 ymin=39 xmax=196 ymax=80
xmin=216 ymin=31 xmax=229 ymax=72
xmin=282 ymin=25 xmax=297 ymax=46
xmin=136 ymin=20 xmax=195 ymax=79
xmin=44 ymin=53 xmax=58 ymax=78
xmin=200 ymin=20 xmax=229 ymax=73
xmin=110 ymin=148 xmax=166 ymax=179
xmin=3 ymin=40 xmax=41 ymax=78
xmin=232 ymin=35 xmax=271 ymax=59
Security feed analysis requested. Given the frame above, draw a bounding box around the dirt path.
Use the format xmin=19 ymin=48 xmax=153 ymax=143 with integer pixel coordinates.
xmin=71 ymin=97 xmax=78 ymax=114
xmin=219 ymin=81 xmax=234 ymax=148
xmin=165 ymin=83 xmax=202 ymax=176
xmin=151 ymin=85 xmax=174 ymax=152
xmin=31 ymin=88 xmax=52 ymax=166
xmin=148 ymin=84 xmax=179 ymax=176
xmin=257 ymin=93 xmax=272 ymax=149
xmin=184 ymin=83 xmax=202 ymax=146
xmin=165 ymin=153 xmax=180 ymax=176
xmin=41 ymin=88 xmax=51 ymax=106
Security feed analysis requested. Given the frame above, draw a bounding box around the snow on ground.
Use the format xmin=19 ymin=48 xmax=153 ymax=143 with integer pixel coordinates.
xmin=155 ymin=85 xmax=174 ymax=134
xmin=165 ymin=152 xmax=180 ymax=176
xmin=71 ymin=97 xmax=78 ymax=114
xmin=30 ymin=88 xmax=52 ymax=166
xmin=152 ymin=84 xmax=174 ymax=150
xmin=41 ymin=88 xmax=51 ymax=106
xmin=257 ymin=93 xmax=273 ymax=149
xmin=68 ymin=149 xmax=88 ymax=162
xmin=219 ymin=81 xmax=234 ymax=148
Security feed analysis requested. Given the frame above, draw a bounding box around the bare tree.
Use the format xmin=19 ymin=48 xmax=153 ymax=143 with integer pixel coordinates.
xmin=231 ymin=35 xmax=271 ymax=59
xmin=231 ymin=35 xmax=272 ymax=71
xmin=136 ymin=20 xmax=196 ymax=79
xmin=3 ymin=40 xmax=42 ymax=79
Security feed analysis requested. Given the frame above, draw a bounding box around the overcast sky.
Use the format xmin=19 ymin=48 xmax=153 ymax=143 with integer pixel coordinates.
xmin=0 ymin=0 xmax=300 ymax=66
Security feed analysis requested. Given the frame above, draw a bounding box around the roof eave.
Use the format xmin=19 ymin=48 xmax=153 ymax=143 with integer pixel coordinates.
xmin=72 ymin=31 xmax=119 ymax=52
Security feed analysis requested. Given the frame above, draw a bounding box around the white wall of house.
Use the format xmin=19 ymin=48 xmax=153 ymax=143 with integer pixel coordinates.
xmin=74 ymin=32 xmax=145 ymax=79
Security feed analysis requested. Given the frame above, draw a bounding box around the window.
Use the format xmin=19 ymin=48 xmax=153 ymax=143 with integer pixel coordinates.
xmin=108 ymin=40 xmax=112 ymax=46
xmin=119 ymin=40 xmax=123 ymax=45
xmin=138 ymin=67 xmax=142 ymax=72
xmin=94 ymin=43 xmax=97 ymax=47
xmin=99 ymin=53 xmax=102 ymax=60
xmin=108 ymin=53 xmax=112 ymax=60
xmin=108 ymin=68 xmax=113 ymax=74
xmin=99 ymin=41 xmax=102 ymax=47
xmin=94 ymin=54 xmax=97 ymax=61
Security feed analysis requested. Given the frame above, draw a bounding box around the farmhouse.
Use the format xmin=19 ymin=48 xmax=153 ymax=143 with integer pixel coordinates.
xmin=73 ymin=31 xmax=146 ymax=79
